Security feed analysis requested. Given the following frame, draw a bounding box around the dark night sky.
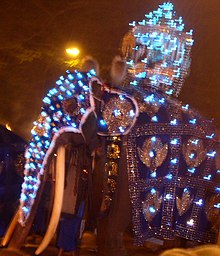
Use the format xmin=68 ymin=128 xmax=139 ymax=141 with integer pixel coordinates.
xmin=0 ymin=0 xmax=220 ymax=140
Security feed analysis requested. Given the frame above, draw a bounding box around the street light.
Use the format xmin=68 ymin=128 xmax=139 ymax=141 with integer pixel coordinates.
xmin=65 ymin=47 xmax=80 ymax=58
xmin=65 ymin=47 xmax=81 ymax=68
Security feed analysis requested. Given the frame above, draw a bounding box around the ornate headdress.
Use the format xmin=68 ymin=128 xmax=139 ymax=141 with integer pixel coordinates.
xmin=121 ymin=2 xmax=194 ymax=97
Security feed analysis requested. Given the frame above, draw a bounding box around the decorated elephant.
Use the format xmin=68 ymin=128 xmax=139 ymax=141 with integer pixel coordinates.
xmin=1 ymin=2 xmax=220 ymax=256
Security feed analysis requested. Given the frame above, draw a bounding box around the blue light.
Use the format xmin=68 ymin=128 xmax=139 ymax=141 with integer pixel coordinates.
xmin=170 ymin=139 xmax=178 ymax=145
xmin=171 ymin=158 xmax=178 ymax=164
xmin=170 ymin=119 xmax=177 ymax=125
xmin=206 ymin=151 xmax=216 ymax=157
xmin=21 ymin=193 xmax=27 ymax=201
xmin=214 ymin=203 xmax=220 ymax=209
xmin=119 ymin=126 xmax=125 ymax=133
xmin=188 ymin=168 xmax=196 ymax=174
xmin=22 ymin=206 xmax=29 ymax=213
xmin=189 ymin=153 xmax=195 ymax=159
xmin=66 ymin=90 xmax=72 ymax=96
xmin=80 ymin=108 xmax=86 ymax=114
xmin=78 ymin=80 xmax=83 ymax=87
xmin=114 ymin=109 xmax=121 ymax=116
xmin=119 ymin=95 xmax=125 ymax=100
xmin=149 ymin=206 xmax=156 ymax=213
xmin=149 ymin=151 xmax=155 ymax=157
xmin=135 ymin=72 xmax=147 ymax=78
xmin=151 ymin=172 xmax=156 ymax=178
xmin=151 ymin=116 xmax=158 ymax=122
xmin=206 ymin=133 xmax=215 ymax=139
xmin=166 ymin=89 xmax=174 ymax=95
xmin=150 ymin=188 xmax=156 ymax=194
xmin=144 ymin=94 xmax=154 ymax=102
xmin=78 ymin=94 xmax=85 ymax=101
xmin=60 ymin=86 xmax=66 ymax=92
xmin=165 ymin=194 xmax=172 ymax=200
xmin=68 ymin=74 xmax=74 ymax=80
xmin=56 ymin=80 xmax=63 ymax=85
xmin=215 ymin=187 xmax=220 ymax=193
xmin=58 ymin=95 xmax=64 ymax=100
xmin=166 ymin=173 xmax=173 ymax=180
xmin=43 ymin=97 xmax=51 ymax=104
xmin=130 ymin=80 xmax=138 ymax=86
xmin=129 ymin=21 xmax=136 ymax=27
xmin=159 ymin=98 xmax=165 ymax=104
xmin=89 ymin=69 xmax=96 ymax=76
xmin=203 ymin=175 xmax=212 ymax=180
xmin=70 ymin=83 xmax=75 ymax=89
xmin=77 ymin=72 xmax=83 ymax=79
xmin=184 ymin=188 xmax=189 ymax=193
xmin=189 ymin=119 xmax=197 ymax=124
xmin=71 ymin=122 xmax=77 ymax=128
xmin=195 ymin=199 xmax=203 ymax=206
xmin=151 ymin=136 xmax=157 ymax=142
xmin=129 ymin=110 xmax=135 ymax=117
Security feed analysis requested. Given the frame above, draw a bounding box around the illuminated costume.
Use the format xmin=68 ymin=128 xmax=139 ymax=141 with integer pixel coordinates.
xmin=96 ymin=2 xmax=220 ymax=249
xmin=1 ymin=3 xmax=219 ymax=256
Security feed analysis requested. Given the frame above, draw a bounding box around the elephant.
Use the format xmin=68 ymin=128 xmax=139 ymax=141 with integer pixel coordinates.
xmin=1 ymin=2 xmax=220 ymax=256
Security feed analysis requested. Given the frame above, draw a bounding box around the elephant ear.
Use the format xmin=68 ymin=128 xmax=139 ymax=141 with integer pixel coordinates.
xmin=17 ymin=68 xmax=99 ymax=226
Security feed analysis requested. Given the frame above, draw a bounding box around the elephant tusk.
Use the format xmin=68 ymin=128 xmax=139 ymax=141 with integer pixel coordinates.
xmin=35 ymin=146 xmax=65 ymax=255
xmin=1 ymin=209 xmax=19 ymax=246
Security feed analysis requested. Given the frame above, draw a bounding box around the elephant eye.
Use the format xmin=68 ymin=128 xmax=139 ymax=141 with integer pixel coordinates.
xmin=91 ymin=81 xmax=103 ymax=100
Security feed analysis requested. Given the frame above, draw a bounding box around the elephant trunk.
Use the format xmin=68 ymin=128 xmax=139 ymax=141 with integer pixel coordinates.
xmin=35 ymin=146 xmax=65 ymax=255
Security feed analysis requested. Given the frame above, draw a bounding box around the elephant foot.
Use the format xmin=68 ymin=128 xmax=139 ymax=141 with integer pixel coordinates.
xmin=0 ymin=248 xmax=30 ymax=256
xmin=97 ymin=232 xmax=127 ymax=256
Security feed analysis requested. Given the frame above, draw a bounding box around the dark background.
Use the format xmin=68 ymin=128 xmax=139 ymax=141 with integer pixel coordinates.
xmin=0 ymin=0 xmax=219 ymax=140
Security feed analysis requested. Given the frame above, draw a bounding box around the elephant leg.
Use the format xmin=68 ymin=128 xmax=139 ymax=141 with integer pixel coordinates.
xmin=96 ymin=138 xmax=132 ymax=256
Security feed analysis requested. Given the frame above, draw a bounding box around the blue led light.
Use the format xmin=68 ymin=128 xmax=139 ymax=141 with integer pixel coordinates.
xmin=119 ymin=126 xmax=125 ymax=133
xmin=129 ymin=110 xmax=135 ymax=117
xmin=188 ymin=168 xmax=196 ymax=174
xmin=206 ymin=151 xmax=216 ymax=157
xmin=165 ymin=194 xmax=172 ymax=200
xmin=171 ymin=158 xmax=178 ymax=164
xmin=144 ymin=94 xmax=155 ymax=102
xmin=215 ymin=187 xmax=220 ymax=193
xmin=43 ymin=97 xmax=51 ymax=104
xmin=151 ymin=172 xmax=156 ymax=178
xmin=68 ymin=74 xmax=74 ymax=80
xmin=149 ymin=206 xmax=156 ymax=213
xmin=203 ymin=175 xmax=212 ymax=180
xmin=56 ymin=80 xmax=63 ymax=85
xmin=119 ymin=95 xmax=125 ymax=100
xmin=78 ymin=94 xmax=85 ymax=101
xmin=195 ymin=199 xmax=203 ymax=206
xmin=114 ymin=109 xmax=121 ymax=117
xmin=129 ymin=21 xmax=136 ymax=27
xmin=58 ymin=95 xmax=64 ymax=100
xmin=150 ymin=188 xmax=156 ymax=194
xmin=159 ymin=98 xmax=165 ymax=104
xmin=149 ymin=151 xmax=155 ymax=158
xmin=22 ymin=206 xmax=29 ymax=213
xmin=151 ymin=136 xmax=157 ymax=142
xmin=151 ymin=116 xmax=158 ymax=122
xmin=189 ymin=118 xmax=197 ymax=124
xmin=166 ymin=173 xmax=173 ymax=180
xmin=170 ymin=119 xmax=177 ymax=125
xmin=206 ymin=133 xmax=215 ymax=139
xmin=170 ymin=139 xmax=178 ymax=145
